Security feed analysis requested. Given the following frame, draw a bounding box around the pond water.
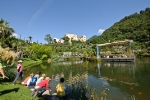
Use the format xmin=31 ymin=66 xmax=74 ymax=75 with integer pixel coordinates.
xmin=24 ymin=57 xmax=150 ymax=100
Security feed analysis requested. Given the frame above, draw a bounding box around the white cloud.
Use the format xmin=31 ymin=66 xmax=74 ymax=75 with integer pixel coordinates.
xmin=12 ymin=33 xmax=18 ymax=38
xmin=98 ymin=29 xmax=105 ymax=35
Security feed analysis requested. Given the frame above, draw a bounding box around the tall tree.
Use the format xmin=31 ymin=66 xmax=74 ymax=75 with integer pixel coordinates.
xmin=0 ymin=19 xmax=15 ymax=47
xmin=29 ymin=36 xmax=32 ymax=43
xmin=44 ymin=34 xmax=52 ymax=44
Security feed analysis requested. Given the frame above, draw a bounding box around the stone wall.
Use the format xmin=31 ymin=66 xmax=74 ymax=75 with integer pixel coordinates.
xmin=65 ymin=33 xmax=86 ymax=42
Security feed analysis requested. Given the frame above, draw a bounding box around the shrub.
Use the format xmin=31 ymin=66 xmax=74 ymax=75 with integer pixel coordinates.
xmin=41 ymin=54 xmax=48 ymax=60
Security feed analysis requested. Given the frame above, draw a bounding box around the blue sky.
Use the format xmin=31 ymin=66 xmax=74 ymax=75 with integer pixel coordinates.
xmin=0 ymin=0 xmax=150 ymax=43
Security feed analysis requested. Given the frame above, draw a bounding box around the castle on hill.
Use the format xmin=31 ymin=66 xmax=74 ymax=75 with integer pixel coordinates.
xmin=53 ymin=33 xmax=86 ymax=43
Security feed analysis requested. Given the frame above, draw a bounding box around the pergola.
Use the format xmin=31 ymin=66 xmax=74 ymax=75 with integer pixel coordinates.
xmin=96 ymin=40 xmax=133 ymax=47
xmin=96 ymin=40 xmax=134 ymax=61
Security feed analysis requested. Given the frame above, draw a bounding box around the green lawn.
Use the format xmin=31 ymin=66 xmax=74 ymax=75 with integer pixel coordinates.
xmin=0 ymin=82 xmax=40 ymax=100
xmin=0 ymin=58 xmax=44 ymax=100
xmin=21 ymin=58 xmax=42 ymax=69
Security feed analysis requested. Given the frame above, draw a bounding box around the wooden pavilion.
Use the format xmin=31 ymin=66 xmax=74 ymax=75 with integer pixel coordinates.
xmin=96 ymin=40 xmax=135 ymax=62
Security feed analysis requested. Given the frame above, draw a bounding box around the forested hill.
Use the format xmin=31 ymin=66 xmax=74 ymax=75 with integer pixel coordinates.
xmin=87 ymin=7 xmax=150 ymax=44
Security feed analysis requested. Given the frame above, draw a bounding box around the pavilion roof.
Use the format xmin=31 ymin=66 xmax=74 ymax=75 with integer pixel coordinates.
xmin=97 ymin=40 xmax=133 ymax=47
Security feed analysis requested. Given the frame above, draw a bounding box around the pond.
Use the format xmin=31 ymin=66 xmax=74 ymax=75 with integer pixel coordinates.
xmin=24 ymin=57 xmax=150 ymax=100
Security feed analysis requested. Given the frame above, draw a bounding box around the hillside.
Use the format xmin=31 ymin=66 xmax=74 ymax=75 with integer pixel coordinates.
xmin=87 ymin=7 xmax=150 ymax=44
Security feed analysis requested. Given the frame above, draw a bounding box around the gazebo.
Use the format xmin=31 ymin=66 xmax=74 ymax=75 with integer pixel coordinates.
xmin=96 ymin=40 xmax=135 ymax=62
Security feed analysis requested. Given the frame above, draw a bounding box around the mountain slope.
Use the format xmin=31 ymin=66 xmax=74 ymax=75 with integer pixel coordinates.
xmin=88 ymin=7 xmax=150 ymax=44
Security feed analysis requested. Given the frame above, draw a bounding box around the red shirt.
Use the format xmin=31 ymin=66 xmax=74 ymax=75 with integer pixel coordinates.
xmin=36 ymin=80 xmax=49 ymax=90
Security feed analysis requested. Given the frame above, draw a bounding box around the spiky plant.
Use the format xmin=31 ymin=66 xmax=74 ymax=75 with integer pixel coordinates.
xmin=0 ymin=46 xmax=18 ymax=80
xmin=0 ymin=46 xmax=18 ymax=65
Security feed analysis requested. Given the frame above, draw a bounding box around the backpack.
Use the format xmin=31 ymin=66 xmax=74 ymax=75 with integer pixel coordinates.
xmin=56 ymin=83 xmax=66 ymax=97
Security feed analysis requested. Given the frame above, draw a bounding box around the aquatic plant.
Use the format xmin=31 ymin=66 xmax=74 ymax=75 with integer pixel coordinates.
xmin=100 ymin=88 xmax=109 ymax=100
xmin=131 ymin=95 xmax=136 ymax=100
xmin=66 ymin=72 xmax=110 ymax=100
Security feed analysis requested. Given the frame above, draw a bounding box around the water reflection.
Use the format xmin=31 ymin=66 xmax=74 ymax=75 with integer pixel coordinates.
xmin=59 ymin=60 xmax=83 ymax=65
xmin=52 ymin=73 xmax=64 ymax=81
xmin=97 ymin=63 xmax=101 ymax=77
xmin=24 ymin=57 xmax=150 ymax=100
xmin=101 ymin=62 xmax=136 ymax=84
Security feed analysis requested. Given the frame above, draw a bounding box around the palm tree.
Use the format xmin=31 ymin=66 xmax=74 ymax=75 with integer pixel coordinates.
xmin=44 ymin=34 xmax=52 ymax=44
xmin=0 ymin=19 xmax=15 ymax=47
xmin=0 ymin=19 xmax=14 ymax=38
xmin=29 ymin=36 xmax=32 ymax=43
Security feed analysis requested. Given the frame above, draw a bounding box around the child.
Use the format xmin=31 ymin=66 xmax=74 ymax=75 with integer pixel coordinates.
xmin=56 ymin=77 xmax=67 ymax=100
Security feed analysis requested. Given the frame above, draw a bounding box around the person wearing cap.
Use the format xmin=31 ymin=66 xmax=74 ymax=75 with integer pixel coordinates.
xmin=31 ymin=77 xmax=51 ymax=97
xmin=13 ymin=60 xmax=24 ymax=85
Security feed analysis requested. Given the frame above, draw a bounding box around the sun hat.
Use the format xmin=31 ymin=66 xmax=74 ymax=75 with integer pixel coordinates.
xmin=45 ymin=77 xmax=51 ymax=81
xmin=18 ymin=60 xmax=23 ymax=63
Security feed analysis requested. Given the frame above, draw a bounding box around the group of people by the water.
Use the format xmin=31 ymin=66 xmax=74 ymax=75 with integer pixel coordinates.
xmin=11 ymin=59 xmax=68 ymax=100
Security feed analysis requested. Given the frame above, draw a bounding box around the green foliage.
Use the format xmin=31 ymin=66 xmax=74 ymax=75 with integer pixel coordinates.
xmin=41 ymin=54 xmax=48 ymax=60
xmin=30 ymin=53 xmax=37 ymax=60
xmin=143 ymin=53 xmax=150 ymax=56
xmin=88 ymin=56 xmax=100 ymax=62
xmin=22 ymin=58 xmax=42 ymax=69
xmin=0 ymin=19 xmax=15 ymax=48
xmin=68 ymin=82 xmax=88 ymax=100
xmin=87 ymin=7 xmax=150 ymax=45
xmin=49 ymin=51 xmax=60 ymax=63
xmin=71 ymin=40 xmax=83 ymax=44
xmin=28 ymin=36 xmax=32 ymax=43
xmin=3 ymin=66 xmax=16 ymax=81
xmin=44 ymin=34 xmax=52 ymax=44
xmin=83 ymin=51 xmax=88 ymax=58
xmin=62 ymin=36 xmax=70 ymax=44
xmin=27 ymin=44 xmax=52 ymax=60
xmin=52 ymin=42 xmax=97 ymax=60
xmin=0 ymin=46 xmax=18 ymax=65
xmin=67 ymin=57 xmax=81 ymax=61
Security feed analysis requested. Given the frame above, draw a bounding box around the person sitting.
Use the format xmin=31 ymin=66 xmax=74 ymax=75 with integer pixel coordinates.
xmin=29 ymin=71 xmax=41 ymax=86
xmin=56 ymin=77 xmax=67 ymax=100
xmin=36 ymin=73 xmax=46 ymax=85
xmin=23 ymin=73 xmax=34 ymax=85
xmin=31 ymin=77 xmax=51 ymax=98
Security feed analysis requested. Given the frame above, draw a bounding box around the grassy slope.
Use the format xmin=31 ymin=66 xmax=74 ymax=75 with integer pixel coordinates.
xmin=0 ymin=58 xmax=42 ymax=100
xmin=0 ymin=82 xmax=40 ymax=100
xmin=21 ymin=58 xmax=42 ymax=70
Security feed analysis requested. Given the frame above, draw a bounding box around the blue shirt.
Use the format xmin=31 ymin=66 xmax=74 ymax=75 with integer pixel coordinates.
xmin=30 ymin=74 xmax=38 ymax=83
